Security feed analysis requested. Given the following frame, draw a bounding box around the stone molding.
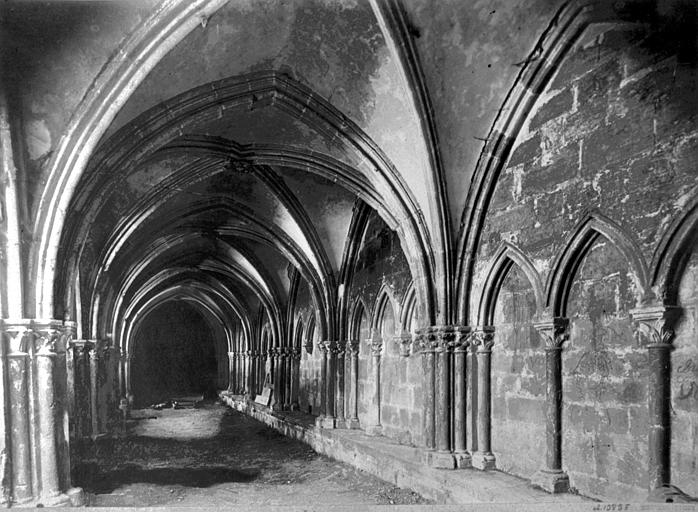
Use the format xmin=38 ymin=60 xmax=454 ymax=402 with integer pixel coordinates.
xmin=533 ymin=317 xmax=569 ymax=350
xmin=471 ymin=326 xmax=495 ymax=353
xmin=630 ymin=305 xmax=681 ymax=348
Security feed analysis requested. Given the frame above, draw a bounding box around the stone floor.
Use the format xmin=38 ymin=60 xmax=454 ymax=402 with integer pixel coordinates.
xmin=72 ymin=401 xmax=430 ymax=507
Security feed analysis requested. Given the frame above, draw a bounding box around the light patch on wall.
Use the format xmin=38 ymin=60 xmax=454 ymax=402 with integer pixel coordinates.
xmin=26 ymin=118 xmax=51 ymax=160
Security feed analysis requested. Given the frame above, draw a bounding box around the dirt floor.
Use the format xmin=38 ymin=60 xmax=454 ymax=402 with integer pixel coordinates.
xmin=73 ymin=401 xmax=431 ymax=507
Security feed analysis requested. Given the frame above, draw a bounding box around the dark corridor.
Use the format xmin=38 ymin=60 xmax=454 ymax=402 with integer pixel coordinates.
xmin=131 ymin=301 xmax=218 ymax=407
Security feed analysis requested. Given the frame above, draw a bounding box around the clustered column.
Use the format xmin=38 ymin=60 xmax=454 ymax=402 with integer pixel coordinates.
xmin=315 ymin=342 xmax=328 ymax=425
xmin=335 ymin=342 xmax=346 ymax=427
xmin=419 ymin=326 xmax=472 ymax=468
xmin=532 ymin=317 xmax=570 ymax=493
xmin=1 ymin=319 xmax=82 ymax=506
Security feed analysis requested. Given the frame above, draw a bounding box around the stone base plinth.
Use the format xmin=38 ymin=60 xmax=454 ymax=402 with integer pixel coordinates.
xmin=347 ymin=418 xmax=361 ymax=429
xmin=424 ymin=450 xmax=455 ymax=469
xmin=317 ymin=416 xmax=336 ymax=429
xmin=365 ymin=424 xmax=382 ymax=436
xmin=471 ymin=451 xmax=496 ymax=470
xmin=334 ymin=419 xmax=348 ymax=429
xmin=648 ymin=484 xmax=695 ymax=503
xmin=454 ymin=451 xmax=472 ymax=469
xmin=531 ymin=469 xmax=569 ymax=494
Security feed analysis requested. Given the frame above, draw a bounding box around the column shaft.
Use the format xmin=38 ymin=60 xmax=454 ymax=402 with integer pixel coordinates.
xmin=453 ymin=328 xmax=471 ymax=468
xmin=349 ymin=341 xmax=360 ymax=428
xmin=336 ymin=346 xmax=346 ymax=426
xmin=36 ymin=348 xmax=60 ymax=497
xmin=472 ymin=327 xmax=495 ymax=470
xmin=7 ymin=351 xmax=32 ymax=502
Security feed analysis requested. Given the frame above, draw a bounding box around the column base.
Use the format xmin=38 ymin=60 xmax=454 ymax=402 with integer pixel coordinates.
xmin=454 ymin=451 xmax=472 ymax=469
xmin=648 ymin=484 xmax=696 ymax=503
xmin=335 ymin=418 xmax=348 ymax=429
xmin=531 ymin=469 xmax=570 ymax=494
xmin=365 ymin=424 xmax=382 ymax=436
xmin=320 ymin=416 xmax=336 ymax=429
xmin=471 ymin=451 xmax=496 ymax=470
xmin=31 ymin=487 xmax=84 ymax=507
xmin=424 ymin=450 xmax=456 ymax=469
xmin=347 ymin=418 xmax=361 ymax=429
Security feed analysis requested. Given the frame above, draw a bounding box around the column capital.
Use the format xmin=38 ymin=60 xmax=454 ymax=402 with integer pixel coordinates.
xmin=322 ymin=340 xmax=339 ymax=354
xmin=2 ymin=319 xmax=32 ymax=354
xmin=416 ymin=325 xmax=470 ymax=353
xmin=290 ymin=347 xmax=302 ymax=359
xmin=31 ymin=319 xmax=64 ymax=354
xmin=471 ymin=326 xmax=495 ymax=352
xmin=348 ymin=339 xmax=360 ymax=354
xmin=396 ymin=332 xmax=413 ymax=357
xmin=630 ymin=304 xmax=681 ymax=348
xmin=368 ymin=339 xmax=383 ymax=356
xmin=533 ymin=317 xmax=569 ymax=349
xmin=70 ymin=339 xmax=95 ymax=357
xmin=317 ymin=341 xmax=329 ymax=354
xmin=335 ymin=341 xmax=347 ymax=357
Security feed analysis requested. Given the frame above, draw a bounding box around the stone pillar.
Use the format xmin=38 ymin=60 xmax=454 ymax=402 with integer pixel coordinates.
xmin=365 ymin=338 xmax=382 ymax=435
xmin=244 ymin=350 xmax=252 ymax=397
xmin=335 ymin=342 xmax=347 ymax=427
xmin=532 ymin=317 xmax=570 ymax=493
xmin=348 ymin=340 xmax=360 ymax=429
xmin=453 ymin=327 xmax=472 ymax=468
xmin=70 ymin=341 xmax=93 ymax=439
xmin=118 ymin=349 xmax=128 ymax=418
xmin=284 ymin=348 xmax=293 ymax=408
xmin=237 ymin=352 xmax=243 ymax=394
xmin=290 ymin=347 xmax=301 ymax=410
xmin=33 ymin=324 xmax=62 ymax=498
xmin=124 ymin=353 xmax=134 ymax=407
xmin=89 ymin=343 xmax=101 ymax=437
xmin=631 ymin=305 xmax=691 ymax=502
xmin=471 ymin=326 xmax=496 ymax=470
xmin=5 ymin=322 xmax=33 ymax=503
xmin=226 ymin=351 xmax=235 ymax=393
xmin=433 ymin=328 xmax=455 ymax=468
xmin=271 ymin=348 xmax=283 ymax=410
xmin=315 ymin=342 xmax=328 ymax=425
xmin=320 ymin=341 xmax=337 ymax=428
xmin=419 ymin=329 xmax=437 ymax=456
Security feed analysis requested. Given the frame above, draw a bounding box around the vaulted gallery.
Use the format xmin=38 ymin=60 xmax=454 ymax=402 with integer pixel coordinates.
xmin=0 ymin=0 xmax=696 ymax=507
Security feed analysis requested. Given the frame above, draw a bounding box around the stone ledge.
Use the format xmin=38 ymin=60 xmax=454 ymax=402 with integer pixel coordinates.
xmin=219 ymin=394 xmax=591 ymax=505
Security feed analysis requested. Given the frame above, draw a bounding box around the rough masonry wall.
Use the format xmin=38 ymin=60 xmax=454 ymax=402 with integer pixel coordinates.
xmin=296 ymin=280 xmax=322 ymax=415
xmin=491 ymin=265 xmax=545 ymax=477
xmin=673 ymin=247 xmax=698 ymax=496
xmin=349 ymin=210 xmax=423 ymax=446
xmin=472 ymin=22 xmax=697 ymax=501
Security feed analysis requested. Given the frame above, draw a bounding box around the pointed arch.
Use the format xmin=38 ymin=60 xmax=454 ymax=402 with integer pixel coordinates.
xmin=372 ymin=284 xmax=398 ymax=337
xmin=349 ymin=297 xmax=368 ymax=342
xmin=651 ymin=190 xmax=698 ymax=303
xmin=399 ymin=282 xmax=417 ymax=333
xmin=477 ymin=242 xmax=545 ymax=326
xmin=547 ymin=212 xmax=650 ymax=316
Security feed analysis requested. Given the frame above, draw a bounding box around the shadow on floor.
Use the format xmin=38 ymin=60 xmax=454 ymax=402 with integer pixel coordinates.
xmin=74 ymin=462 xmax=260 ymax=493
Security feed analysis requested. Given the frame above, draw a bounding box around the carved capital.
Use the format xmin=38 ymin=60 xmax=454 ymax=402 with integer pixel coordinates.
xmin=2 ymin=319 xmax=32 ymax=354
xmin=415 ymin=327 xmax=439 ymax=353
xmin=31 ymin=319 xmax=64 ymax=355
xmin=533 ymin=317 xmax=569 ymax=350
xmin=396 ymin=332 xmax=413 ymax=357
xmin=290 ymin=347 xmax=302 ymax=359
xmin=349 ymin=339 xmax=360 ymax=355
xmin=453 ymin=326 xmax=472 ymax=352
xmin=471 ymin=326 xmax=495 ymax=352
xmin=335 ymin=341 xmax=347 ymax=358
xmin=369 ymin=339 xmax=383 ymax=356
xmin=70 ymin=339 xmax=95 ymax=358
xmin=317 ymin=341 xmax=328 ymax=354
xmin=631 ymin=305 xmax=681 ymax=348
xmin=323 ymin=340 xmax=339 ymax=354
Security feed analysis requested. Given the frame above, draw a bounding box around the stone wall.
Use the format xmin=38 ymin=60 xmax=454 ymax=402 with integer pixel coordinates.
xmin=472 ymin=21 xmax=698 ymax=500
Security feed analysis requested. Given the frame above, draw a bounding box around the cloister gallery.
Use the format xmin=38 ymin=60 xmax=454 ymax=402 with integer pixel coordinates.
xmin=0 ymin=0 xmax=696 ymax=507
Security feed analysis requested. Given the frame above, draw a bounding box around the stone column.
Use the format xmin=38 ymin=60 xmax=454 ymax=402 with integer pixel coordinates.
xmin=335 ymin=342 xmax=347 ymax=427
xmin=227 ymin=352 xmax=235 ymax=393
xmin=5 ymin=322 xmax=33 ymax=503
xmin=237 ymin=352 xmax=243 ymax=394
xmin=290 ymin=347 xmax=301 ymax=410
xmin=124 ymin=353 xmax=134 ymax=407
xmin=315 ymin=342 xmax=328 ymax=425
xmin=365 ymin=338 xmax=382 ymax=435
xmin=33 ymin=324 xmax=62 ymax=498
xmin=471 ymin=326 xmax=496 ymax=470
xmin=284 ymin=348 xmax=293 ymax=408
xmin=532 ymin=317 xmax=570 ymax=493
xmin=271 ymin=348 xmax=283 ymax=410
xmin=631 ymin=305 xmax=691 ymax=502
xmin=419 ymin=328 xmax=437 ymax=457
xmin=89 ymin=343 xmax=101 ymax=438
xmin=453 ymin=327 xmax=472 ymax=468
xmin=348 ymin=340 xmax=360 ymax=429
xmin=433 ymin=328 xmax=455 ymax=468
xmin=118 ymin=349 xmax=128 ymax=418
xmin=244 ymin=350 xmax=252 ymax=397
xmin=321 ymin=341 xmax=337 ymax=428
